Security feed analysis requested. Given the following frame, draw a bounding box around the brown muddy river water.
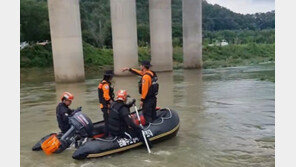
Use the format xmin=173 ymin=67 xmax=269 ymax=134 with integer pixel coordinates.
xmin=20 ymin=64 xmax=275 ymax=167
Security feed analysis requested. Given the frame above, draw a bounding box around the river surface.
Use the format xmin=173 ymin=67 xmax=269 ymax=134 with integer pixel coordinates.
xmin=20 ymin=64 xmax=275 ymax=167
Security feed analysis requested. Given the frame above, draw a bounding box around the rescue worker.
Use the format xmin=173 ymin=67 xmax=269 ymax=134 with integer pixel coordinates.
xmin=98 ymin=70 xmax=115 ymax=137
xmin=108 ymin=90 xmax=152 ymax=147
xmin=56 ymin=92 xmax=81 ymax=133
xmin=121 ymin=61 xmax=158 ymax=123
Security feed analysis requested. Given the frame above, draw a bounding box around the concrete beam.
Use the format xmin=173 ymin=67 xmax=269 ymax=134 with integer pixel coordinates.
xmin=48 ymin=0 xmax=85 ymax=82
xmin=149 ymin=0 xmax=173 ymax=71
xmin=182 ymin=0 xmax=202 ymax=68
xmin=110 ymin=0 xmax=139 ymax=75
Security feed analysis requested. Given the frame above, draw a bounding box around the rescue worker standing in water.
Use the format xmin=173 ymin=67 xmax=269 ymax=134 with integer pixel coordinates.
xmin=56 ymin=92 xmax=80 ymax=134
xmin=121 ymin=61 xmax=159 ymax=124
xmin=98 ymin=70 xmax=115 ymax=137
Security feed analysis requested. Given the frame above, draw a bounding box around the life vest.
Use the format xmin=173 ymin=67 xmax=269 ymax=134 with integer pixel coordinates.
xmin=98 ymin=80 xmax=114 ymax=106
xmin=138 ymin=71 xmax=159 ymax=98
xmin=108 ymin=102 xmax=126 ymax=136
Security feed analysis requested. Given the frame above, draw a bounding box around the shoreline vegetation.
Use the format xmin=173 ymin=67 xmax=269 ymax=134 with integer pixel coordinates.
xmin=20 ymin=0 xmax=275 ymax=82
xmin=20 ymin=42 xmax=275 ymax=70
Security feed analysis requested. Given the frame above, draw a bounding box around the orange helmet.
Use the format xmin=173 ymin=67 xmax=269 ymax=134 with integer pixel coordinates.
xmin=61 ymin=92 xmax=74 ymax=101
xmin=116 ymin=90 xmax=127 ymax=101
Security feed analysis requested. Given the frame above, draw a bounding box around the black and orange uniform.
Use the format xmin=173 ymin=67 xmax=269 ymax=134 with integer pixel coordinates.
xmin=108 ymin=101 xmax=140 ymax=137
xmin=98 ymin=80 xmax=114 ymax=136
xmin=108 ymin=100 xmax=151 ymax=147
xmin=129 ymin=68 xmax=158 ymax=123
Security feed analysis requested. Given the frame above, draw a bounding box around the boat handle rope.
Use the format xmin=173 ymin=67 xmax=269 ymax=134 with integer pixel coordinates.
xmin=144 ymin=107 xmax=173 ymax=130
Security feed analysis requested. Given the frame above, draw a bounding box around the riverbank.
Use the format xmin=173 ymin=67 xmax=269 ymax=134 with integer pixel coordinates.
xmin=20 ymin=42 xmax=274 ymax=71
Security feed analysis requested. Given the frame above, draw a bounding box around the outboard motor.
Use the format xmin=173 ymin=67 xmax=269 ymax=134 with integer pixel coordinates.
xmin=69 ymin=112 xmax=93 ymax=137
xmin=56 ymin=111 xmax=93 ymax=152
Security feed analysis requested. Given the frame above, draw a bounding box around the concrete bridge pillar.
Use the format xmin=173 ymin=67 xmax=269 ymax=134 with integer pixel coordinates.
xmin=182 ymin=0 xmax=202 ymax=68
xmin=110 ymin=0 xmax=139 ymax=75
xmin=149 ymin=0 xmax=173 ymax=71
xmin=47 ymin=0 xmax=85 ymax=82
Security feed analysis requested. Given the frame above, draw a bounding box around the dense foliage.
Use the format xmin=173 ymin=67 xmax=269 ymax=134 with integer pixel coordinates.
xmin=80 ymin=0 xmax=112 ymax=48
xmin=203 ymin=29 xmax=275 ymax=45
xmin=202 ymin=43 xmax=275 ymax=68
xmin=20 ymin=0 xmax=275 ymax=70
xmin=21 ymin=42 xmax=275 ymax=69
xmin=20 ymin=0 xmax=275 ymax=47
xmin=202 ymin=1 xmax=275 ymax=31
xmin=20 ymin=0 xmax=50 ymax=42
xmin=20 ymin=43 xmax=52 ymax=67
xmin=173 ymin=43 xmax=275 ymax=69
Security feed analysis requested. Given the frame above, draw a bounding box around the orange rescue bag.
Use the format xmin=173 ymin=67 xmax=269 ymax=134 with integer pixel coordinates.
xmin=41 ymin=134 xmax=61 ymax=155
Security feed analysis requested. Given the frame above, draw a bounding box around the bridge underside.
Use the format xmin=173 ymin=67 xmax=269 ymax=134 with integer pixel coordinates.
xmin=48 ymin=0 xmax=202 ymax=82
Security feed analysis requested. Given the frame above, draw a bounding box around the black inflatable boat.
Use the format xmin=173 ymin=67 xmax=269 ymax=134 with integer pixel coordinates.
xmin=73 ymin=108 xmax=179 ymax=159
xmin=32 ymin=108 xmax=180 ymax=159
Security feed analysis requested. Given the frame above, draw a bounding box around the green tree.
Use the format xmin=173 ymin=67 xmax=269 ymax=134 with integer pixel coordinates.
xmin=20 ymin=0 xmax=50 ymax=42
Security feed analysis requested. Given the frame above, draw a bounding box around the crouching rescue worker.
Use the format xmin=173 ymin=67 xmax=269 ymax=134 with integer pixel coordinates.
xmin=121 ymin=60 xmax=159 ymax=124
xmin=98 ymin=70 xmax=115 ymax=137
xmin=56 ymin=92 xmax=78 ymax=134
xmin=44 ymin=92 xmax=82 ymax=154
xmin=108 ymin=90 xmax=152 ymax=147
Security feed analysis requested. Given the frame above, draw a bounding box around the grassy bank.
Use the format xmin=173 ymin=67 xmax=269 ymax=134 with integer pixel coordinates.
xmin=20 ymin=42 xmax=275 ymax=70
xmin=183 ymin=43 xmax=274 ymax=69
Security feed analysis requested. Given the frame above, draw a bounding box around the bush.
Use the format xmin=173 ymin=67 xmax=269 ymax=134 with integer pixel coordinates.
xmin=138 ymin=47 xmax=151 ymax=62
xmin=20 ymin=42 xmax=114 ymax=68
xmin=83 ymin=42 xmax=113 ymax=66
xmin=202 ymin=43 xmax=275 ymax=68
xmin=20 ymin=42 xmax=275 ymax=70
xmin=20 ymin=44 xmax=52 ymax=67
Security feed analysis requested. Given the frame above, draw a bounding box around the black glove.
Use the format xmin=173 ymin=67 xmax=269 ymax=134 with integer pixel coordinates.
xmin=71 ymin=107 xmax=82 ymax=115
xmin=131 ymin=98 xmax=136 ymax=105
xmin=126 ymin=98 xmax=136 ymax=108
xmin=76 ymin=106 xmax=82 ymax=111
